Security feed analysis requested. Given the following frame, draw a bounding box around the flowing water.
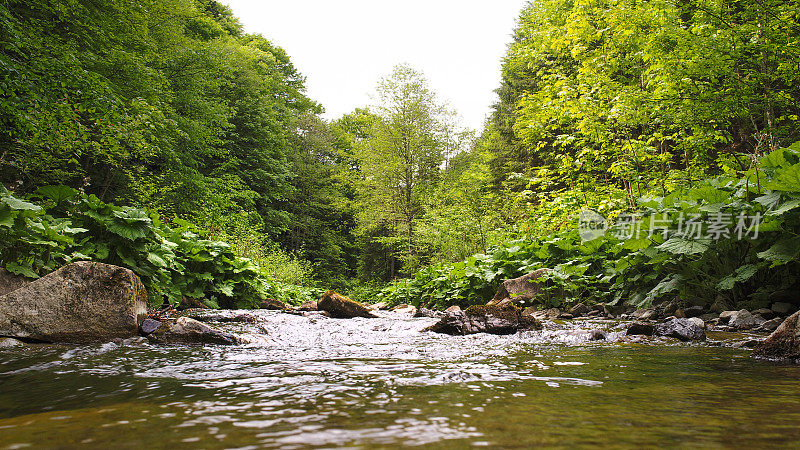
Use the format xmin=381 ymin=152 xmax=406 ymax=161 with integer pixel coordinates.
xmin=1 ymin=310 xmax=800 ymax=449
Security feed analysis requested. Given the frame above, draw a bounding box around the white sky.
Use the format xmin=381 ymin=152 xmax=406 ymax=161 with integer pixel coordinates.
xmin=221 ymin=0 xmax=529 ymax=132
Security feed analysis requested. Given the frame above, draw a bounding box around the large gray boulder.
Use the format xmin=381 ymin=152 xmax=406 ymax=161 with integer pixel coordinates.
xmin=0 ymin=268 xmax=29 ymax=297
xmin=0 ymin=262 xmax=147 ymax=343
xmin=728 ymin=310 xmax=764 ymax=331
xmin=655 ymin=318 xmax=706 ymax=341
xmin=487 ymin=269 xmax=550 ymax=307
xmin=317 ymin=291 xmax=377 ymax=319
xmin=752 ymin=311 xmax=800 ymax=361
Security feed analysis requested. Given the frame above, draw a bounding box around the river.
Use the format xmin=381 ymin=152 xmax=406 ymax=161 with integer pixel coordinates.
xmin=1 ymin=310 xmax=800 ymax=448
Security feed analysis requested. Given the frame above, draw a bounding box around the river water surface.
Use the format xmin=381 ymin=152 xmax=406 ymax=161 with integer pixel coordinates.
xmin=1 ymin=310 xmax=800 ymax=448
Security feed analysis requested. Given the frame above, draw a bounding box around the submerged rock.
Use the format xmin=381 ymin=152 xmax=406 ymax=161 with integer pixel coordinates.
xmin=317 ymin=291 xmax=377 ymax=319
xmin=655 ymin=318 xmax=706 ymax=341
xmin=589 ymin=329 xmax=607 ymax=341
xmin=487 ymin=269 xmax=550 ymax=307
xmin=424 ymin=304 xmax=542 ymax=336
xmin=146 ymin=317 xmax=238 ymax=345
xmin=185 ymin=311 xmax=257 ymax=323
xmin=0 ymin=262 xmax=147 ymax=343
xmin=752 ymin=311 xmax=800 ymax=361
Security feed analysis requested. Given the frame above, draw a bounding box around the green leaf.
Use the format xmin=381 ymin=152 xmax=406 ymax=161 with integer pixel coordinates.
xmin=767 ymin=164 xmax=800 ymax=192
xmin=657 ymin=238 xmax=709 ymax=255
xmin=767 ymin=199 xmax=800 ymax=217
xmin=0 ymin=205 xmax=14 ymax=227
xmin=34 ymin=186 xmax=78 ymax=203
xmin=757 ymin=237 xmax=800 ymax=265
xmin=716 ymin=264 xmax=762 ymax=290
xmin=689 ymin=186 xmax=730 ymax=204
xmin=645 ymin=274 xmax=683 ymax=304
xmin=2 ymin=196 xmax=41 ymax=212
xmin=6 ymin=262 xmax=38 ymax=278
xmin=146 ymin=252 xmax=167 ymax=268
xmin=761 ymin=148 xmax=789 ymax=169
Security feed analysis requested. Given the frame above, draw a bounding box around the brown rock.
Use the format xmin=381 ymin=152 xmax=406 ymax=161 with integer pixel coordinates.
xmin=259 ymin=298 xmax=288 ymax=310
xmin=753 ymin=311 xmax=800 ymax=361
xmin=569 ymin=303 xmax=591 ymax=317
xmin=317 ymin=291 xmax=377 ymax=319
xmin=393 ymin=304 xmax=417 ymax=315
xmin=445 ymin=305 xmax=462 ymax=313
xmin=425 ymin=304 xmax=542 ymax=336
xmin=589 ymin=329 xmax=607 ymax=341
xmin=146 ymin=317 xmax=238 ymax=345
xmin=626 ymin=322 xmax=656 ymax=336
xmin=0 ymin=262 xmax=147 ymax=343
xmin=177 ymin=296 xmax=209 ymax=311
xmin=299 ymin=301 xmax=318 ymax=311
xmin=487 ymin=269 xmax=550 ymax=306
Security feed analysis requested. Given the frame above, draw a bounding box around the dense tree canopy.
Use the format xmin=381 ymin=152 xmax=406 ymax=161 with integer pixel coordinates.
xmin=486 ymin=0 xmax=800 ymax=201
xmin=2 ymin=0 xmax=799 ymax=312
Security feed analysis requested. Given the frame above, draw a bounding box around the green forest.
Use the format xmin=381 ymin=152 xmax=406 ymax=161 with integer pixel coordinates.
xmin=2 ymin=0 xmax=799 ymax=312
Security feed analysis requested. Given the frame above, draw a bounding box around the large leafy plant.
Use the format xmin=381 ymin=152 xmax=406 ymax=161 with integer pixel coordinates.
xmin=0 ymin=185 xmax=318 ymax=308
xmin=378 ymin=143 xmax=800 ymax=311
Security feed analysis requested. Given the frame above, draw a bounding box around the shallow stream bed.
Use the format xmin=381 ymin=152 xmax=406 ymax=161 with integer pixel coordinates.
xmin=1 ymin=310 xmax=799 ymax=448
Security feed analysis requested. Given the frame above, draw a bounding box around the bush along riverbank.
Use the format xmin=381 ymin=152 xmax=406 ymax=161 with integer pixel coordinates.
xmin=376 ymin=143 xmax=800 ymax=317
xmin=0 ymin=185 xmax=323 ymax=309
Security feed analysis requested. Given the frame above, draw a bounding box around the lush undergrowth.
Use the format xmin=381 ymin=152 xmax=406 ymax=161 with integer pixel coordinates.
xmin=378 ymin=143 xmax=800 ymax=311
xmin=0 ymin=186 xmax=322 ymax=308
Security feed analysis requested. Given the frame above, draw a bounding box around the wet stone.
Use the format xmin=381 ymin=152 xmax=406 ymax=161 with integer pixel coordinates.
xmin=772 ymin=302 xmax=795 ymax=316
xmin=655 ymin=318 xmax=706 ymax=341
xmin=318 ymin=291 xmax=377 ymax=319
xmin=632 ymin=308 xmax=657 ymax=321
xmin=0 ymin=337 xmax=24 ymax=348
xmin=415 ymin=308 xmax=444 ymax=319
xmin=757 ymin=317 xmax=783 ymax=333
xmin=626 ymin=322 xmax=656 ymax=336
xmin=589 ymin=329 xmax=607 ymax=341
xmin=684 ymin=306 xmax=704 ymax=318
xmin=425 ymin=305 xmax=542 ymax=336
xmin=569 ymin=303 xmax=591 ymax=317
xmin=140 ymin=318 xmax=162 ymax=335
xmin=753 ymin=308 xmax=776 ymax=320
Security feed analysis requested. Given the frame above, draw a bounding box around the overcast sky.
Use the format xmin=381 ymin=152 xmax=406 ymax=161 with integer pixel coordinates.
xmin=221 ymin=0 xmax=529 ymax=132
